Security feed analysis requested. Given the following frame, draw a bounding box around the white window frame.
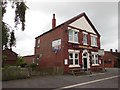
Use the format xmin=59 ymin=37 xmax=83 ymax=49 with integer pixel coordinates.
xmin=91 ymin=52 xmax=99 ymax=66
xmin=90 ymin=34 xmax=97 ymax=47
xmin=83 ymin=32 xmax=88 ymax=45
xmin=68 ymin=49 xmax=80 ymax=67
xmin=68 ymin=29 xmax=79 ymax=44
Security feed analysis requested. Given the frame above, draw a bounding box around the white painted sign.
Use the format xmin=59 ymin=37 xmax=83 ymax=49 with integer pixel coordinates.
xmin=64 ymin=59 xmax=68 ymax=65
xmin=52 ymin=39 xmax=61 ymax=52
xmin=98 ymin=49 xmax=104 ymax=56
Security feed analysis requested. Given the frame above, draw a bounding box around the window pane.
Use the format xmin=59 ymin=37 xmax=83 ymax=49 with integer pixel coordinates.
xmin=96 ymin=60 xmax=98 ymax=64
xmin=75 ymin=53 xmax=78 ymax=58
xmin=94 ymin=37 xmax=97 ymax=46
xmin=69 ymin=53 xmax=73 ymax=58
xmin=69 ymin=59 xmax=73 ymax=65
xmin=69 ymin=36 xmax=73 ymax=42
xmin=38 ymin=39 xmax=40 ymax=44
xmin=69 ymin=30 xmax=73 ymax=41
xmin=83 ymin=34 xmax=87 ymax=44
xmin=91 ymin=54 xmax=94 ymax=64
xmin=95 ymin=54 xmax=98 ymax=64
xmin=75 ymin=59 xmax=78 ymax=64
xmin=91 ymin=36 xmax=93 ymax=45
xmin=74 ymin=32 xmax=78 ymax=42
xmin=91 ymin=36 xmax=97 ymax=46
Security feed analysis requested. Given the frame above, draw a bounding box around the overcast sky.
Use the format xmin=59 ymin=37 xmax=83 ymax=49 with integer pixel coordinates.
xmin=3 ymin=0 xmax=119 ymax=56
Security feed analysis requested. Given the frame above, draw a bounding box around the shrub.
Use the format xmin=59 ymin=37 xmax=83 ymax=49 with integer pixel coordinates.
xmin=16 ymin=56 xmax=27 ymax=67
xmin=30 ymin=63 xmax=37 ymax=69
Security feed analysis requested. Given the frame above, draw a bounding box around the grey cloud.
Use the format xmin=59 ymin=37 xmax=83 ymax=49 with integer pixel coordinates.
xmin=22 ymin=1 xmax=118 ymax=55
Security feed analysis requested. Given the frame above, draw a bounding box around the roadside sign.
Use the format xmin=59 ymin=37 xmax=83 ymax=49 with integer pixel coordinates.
xmin=98 ymin=49 xmax=104 ymax=56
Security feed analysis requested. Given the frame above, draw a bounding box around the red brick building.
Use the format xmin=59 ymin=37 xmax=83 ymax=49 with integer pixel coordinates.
xmin=2 ymin=49 xmax=18 ymax=66
xmin=34 ymin=12 xmax=102 ymax=73
xmin=23 ymin=55 xmax=35 ymax=65
xmin=103 ymin=49 xmax=119 ymax=68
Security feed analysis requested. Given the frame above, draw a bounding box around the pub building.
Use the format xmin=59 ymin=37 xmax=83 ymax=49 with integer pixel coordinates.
xmin=34 ymin=12 xmax=102 ymax=74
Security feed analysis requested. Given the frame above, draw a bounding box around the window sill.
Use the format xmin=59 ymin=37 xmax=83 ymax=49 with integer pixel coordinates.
xmin=68 ymin=41 xmax=80 ymax=44
xmin=91 ymin=45 xmax=98 ymax=47
xmin=83 ymin=43 xmax=88 ymax=46
xmin=69 ymin=65 xmax=80 ymax=68
xmin=92 ymin=64 xmax=99 ymax=66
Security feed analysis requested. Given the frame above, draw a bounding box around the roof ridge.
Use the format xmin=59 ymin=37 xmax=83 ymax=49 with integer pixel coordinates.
xmin=35 ymin=12 xmax=100 ymax=39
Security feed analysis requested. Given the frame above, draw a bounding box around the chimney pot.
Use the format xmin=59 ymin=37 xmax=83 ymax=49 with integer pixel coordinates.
xmin=115 ymin=49 xmax=118 ymax=53
xmin=52 ymin=14 xmax=56 ymax=29
xmin=110 ymin=49 xmax=113 ymax=52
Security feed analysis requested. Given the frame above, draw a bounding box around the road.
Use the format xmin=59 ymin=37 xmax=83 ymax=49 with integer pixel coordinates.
xmin=2 ymin=68 xmax=119 ymax=89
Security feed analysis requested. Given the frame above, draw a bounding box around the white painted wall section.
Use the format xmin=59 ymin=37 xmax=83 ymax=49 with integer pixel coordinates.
xmin=70 ymin=16 xmax=96 ymax=34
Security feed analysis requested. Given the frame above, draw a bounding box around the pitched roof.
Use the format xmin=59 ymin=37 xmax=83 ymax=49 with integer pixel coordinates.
xmin=35 ymin=12 xmax=100 ymax=39
xmin=23 ymin=55 xmax=34 ymax=58
xmin=3 ymin=49 xmax=18 ymax=55
xmin=104 ymin=51 xmax=120 ymax=59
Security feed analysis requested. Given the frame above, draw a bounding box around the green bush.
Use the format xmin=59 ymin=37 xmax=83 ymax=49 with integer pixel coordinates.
xmin=30 ymin=63 xmax=37 ymax=69
xmin=16 ymin=56 xmax=27 ymax=67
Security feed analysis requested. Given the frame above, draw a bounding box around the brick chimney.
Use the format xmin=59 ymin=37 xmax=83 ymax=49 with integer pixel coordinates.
xmin=110 ymin=49 xmax=113 ymax=52
xmin=52 ymin=14 xmax=56 ymax=29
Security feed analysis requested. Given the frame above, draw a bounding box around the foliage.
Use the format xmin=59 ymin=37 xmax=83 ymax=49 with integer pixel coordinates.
xmin=2 ymin=55 xmax=7 ymax=61
xmin=9 ymin=30 xmax=16 ymax=49
xmin=2 ymin=22 xmax=9 ymax=49
xmin=29 ymin=63 xmax=37 ymax=69
xmin=2 ymin=55 xmax=7 ymax=67
xmin=14 ymin=2 xmax=28 ymax=30
xmin=1 ymin=0 xmax=28 ymax=49
xmin=17 ymin=56 xmax=27 ymax=67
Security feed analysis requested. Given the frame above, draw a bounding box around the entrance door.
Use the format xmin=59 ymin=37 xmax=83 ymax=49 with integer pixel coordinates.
xmin=83 ymin=58 xmax=87 ymax=71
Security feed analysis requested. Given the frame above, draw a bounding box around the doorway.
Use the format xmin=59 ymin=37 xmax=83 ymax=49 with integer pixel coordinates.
xmin=83 ymin=54 xmax=88 ymax=71
xmin=82 ymin=50 xmax=90 ymax=71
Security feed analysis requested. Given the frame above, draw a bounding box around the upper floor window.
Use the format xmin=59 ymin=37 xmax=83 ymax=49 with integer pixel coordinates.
xmin=37 ymin=39 xmax=40 ymax=48
xmin=83 ymin=32 xmax=88 ymax=45
xmin=69 ymin=29 xmax=79 ymax=43
xmin=91 ymin=34 xmax=97 ymax=47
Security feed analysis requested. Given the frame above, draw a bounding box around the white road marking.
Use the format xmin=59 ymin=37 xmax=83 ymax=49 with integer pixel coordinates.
xmin=54 ymin=75 xmax=119 ymax=90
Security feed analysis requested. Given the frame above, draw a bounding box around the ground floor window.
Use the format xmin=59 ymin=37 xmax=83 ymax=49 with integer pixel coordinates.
xmin=91 ymin=52 xmax=99 ymax=65
xmin=68 ymin=50 xmax=80 ymax=67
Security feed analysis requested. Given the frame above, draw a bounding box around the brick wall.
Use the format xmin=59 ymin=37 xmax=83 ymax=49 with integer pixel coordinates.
xmin=2 ymin=49 xmax=18 ymax=65
xmin=23 ymin=55 xmax=34 ymax=64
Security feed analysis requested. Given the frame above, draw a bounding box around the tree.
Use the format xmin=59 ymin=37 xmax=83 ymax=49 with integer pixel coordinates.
xmin=2 ymin=22 xmax=9 ymax=49
xmin=16 ymin=56 xmax=27 ymax=67
xmin=1 ymin=0 xmax=28 ymax=49
xmin=9 ymin=30 xmax=16 ymax=49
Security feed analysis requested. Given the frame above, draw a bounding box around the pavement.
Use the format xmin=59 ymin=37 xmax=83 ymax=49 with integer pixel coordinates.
xmin=2 ymin=68 xmax=119 ymax=89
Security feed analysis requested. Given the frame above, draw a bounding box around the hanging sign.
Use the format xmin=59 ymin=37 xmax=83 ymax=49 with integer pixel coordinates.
xmin=98 ymin=49 xmax=104 ymax=56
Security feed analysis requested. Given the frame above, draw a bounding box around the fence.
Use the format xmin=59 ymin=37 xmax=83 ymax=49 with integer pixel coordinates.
xmin=2 ymin=66 xmax=30 ymax=81
xmin=2 ymin=66 xmax=63 ymax=81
